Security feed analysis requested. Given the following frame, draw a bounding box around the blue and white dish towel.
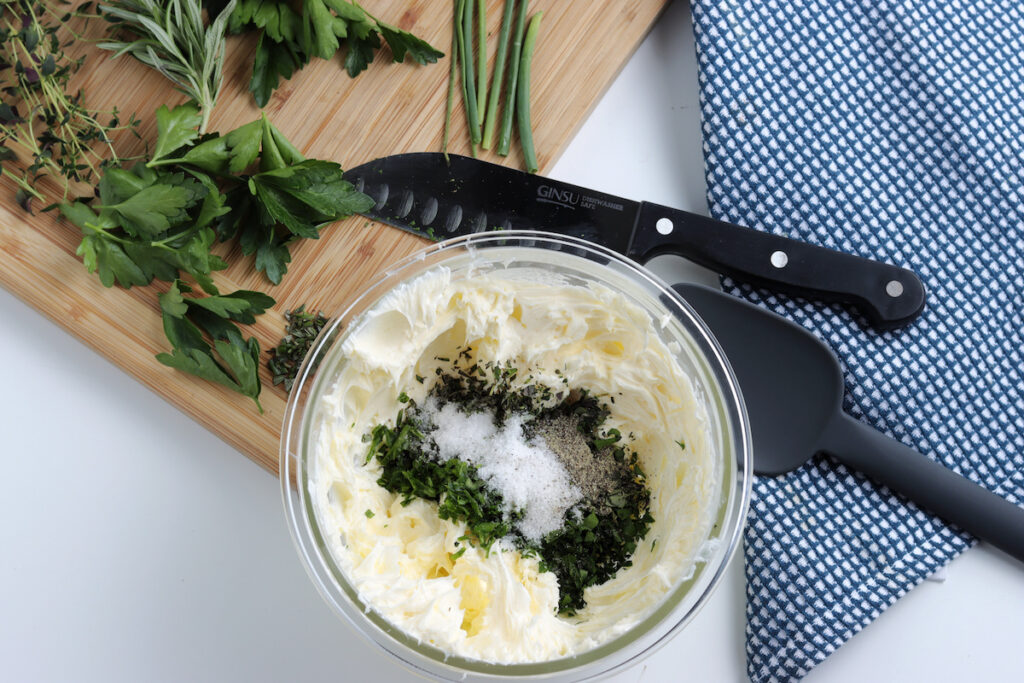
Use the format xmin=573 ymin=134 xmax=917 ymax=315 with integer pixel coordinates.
xmin=689 ymin=0 xmax=1023 ymax=680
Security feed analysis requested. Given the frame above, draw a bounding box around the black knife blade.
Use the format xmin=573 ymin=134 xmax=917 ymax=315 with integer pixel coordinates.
xmin=343 ymin=153 xmax=926 ymax=329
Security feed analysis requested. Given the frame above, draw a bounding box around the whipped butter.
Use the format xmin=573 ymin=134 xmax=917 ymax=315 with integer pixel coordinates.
xmin=310 ymin=263 xmax=721 ymax=664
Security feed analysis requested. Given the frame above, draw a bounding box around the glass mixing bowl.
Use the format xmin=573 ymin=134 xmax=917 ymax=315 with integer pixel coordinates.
xmin=281 ymin=231 xmax=751 ymax=681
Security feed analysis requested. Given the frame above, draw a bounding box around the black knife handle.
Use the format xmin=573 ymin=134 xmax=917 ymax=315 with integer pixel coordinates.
xmin=629 ymin=202 xmax=926 ymax=329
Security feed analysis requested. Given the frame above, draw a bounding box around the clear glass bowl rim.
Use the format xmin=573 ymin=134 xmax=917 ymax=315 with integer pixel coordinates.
xmin=280 ymin=231 xmax=753 ymax=681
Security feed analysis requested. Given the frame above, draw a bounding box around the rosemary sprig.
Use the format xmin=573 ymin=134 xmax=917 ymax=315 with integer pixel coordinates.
xmin=0 ymin=0 xmax=138 ymax=210
xmin=98 ymin=0 xmax=236 ymax=134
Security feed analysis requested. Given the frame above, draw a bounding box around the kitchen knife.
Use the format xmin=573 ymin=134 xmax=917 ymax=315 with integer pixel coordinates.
xmin=343 ymin=153 xmax=926 ymax=329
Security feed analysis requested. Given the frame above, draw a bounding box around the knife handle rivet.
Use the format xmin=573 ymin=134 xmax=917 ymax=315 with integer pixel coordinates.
xmin=886 ymin=280 xmax=905 ymax=297
xmin=770 ymin=250 xmax=789 ymax=268
xmin=656 ymin=217 xmax=674 ymax=235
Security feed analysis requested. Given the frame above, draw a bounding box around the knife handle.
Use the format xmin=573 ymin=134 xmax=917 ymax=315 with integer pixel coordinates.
xmin=629 ymin=202 xmax=926 ymax=329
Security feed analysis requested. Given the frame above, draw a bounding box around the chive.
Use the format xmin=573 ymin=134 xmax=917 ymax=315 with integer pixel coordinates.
xmin=516 ymin=11 xmax=542 ymax=173
xmin=476 ymin=0 xmax=488 ymax=129
xmin=497 ymin=0 xmax=529 ymax=156
xmin=443 ymin=0 xmax=461 ymax=161
xmin=481 ymin=0 xmax=517 ymax=150
xmin=460 ymin=0 xmax=481 ymax=148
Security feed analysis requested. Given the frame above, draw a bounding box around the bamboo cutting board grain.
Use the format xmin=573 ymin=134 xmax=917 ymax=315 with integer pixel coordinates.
xmin=0 ymin=1 xmax=669 ymax=474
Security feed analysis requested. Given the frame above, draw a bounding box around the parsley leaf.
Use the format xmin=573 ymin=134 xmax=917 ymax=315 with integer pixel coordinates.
xmin=149 ymin=103 xmax=203 ymax=164
xmin=101 ymin=175 xmax=206 ymax=238
xmin=249 ymin=159 xmax=374 ymax=239
xmin=210 ymin=0 xmax=442 ymax=105
xmin=229 ymin=0 xmax=299 ymax=42
xmin=250 ymin=32 xmax=308 ymax=108
xmin=156 ymin=280 xmax=273 ymax=411
xmin=303 ymin=0 xmax=344 ymax=60
xmin=375 ymin=18 xmax=444 ymax=66
xmin=181 ymin=119 xmax=264 ymax=174
xmin=122 ymin=226 xmax=227 ymax=295
xmin=343 ymin=17 xmax=380 ymax=77
xmin=65 ymin=102 xmax=372 ymax=406
xmin=259 ymin=115 xmax=305 ymax=171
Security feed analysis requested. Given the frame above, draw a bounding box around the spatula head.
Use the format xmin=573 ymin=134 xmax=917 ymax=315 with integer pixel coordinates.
xmin=673 ymin=284 xmax=845 ymax=476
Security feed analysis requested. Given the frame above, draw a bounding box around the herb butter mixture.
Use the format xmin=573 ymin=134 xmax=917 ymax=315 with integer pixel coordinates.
xmin=366 ymin=359 xmax=655 ymax=615
xmin=313 ymin=267 xmax=721 ymax=663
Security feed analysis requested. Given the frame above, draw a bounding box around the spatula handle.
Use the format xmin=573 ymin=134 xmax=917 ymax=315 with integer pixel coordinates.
xmin=629 ymin=203 xmax=926 ymax=330
xmin=822 ymin=412 xmax=1024 ymax=562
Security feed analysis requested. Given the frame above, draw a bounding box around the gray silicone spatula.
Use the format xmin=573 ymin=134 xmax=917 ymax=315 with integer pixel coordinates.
xmin=673 ymin=282 xmax=1024 ymax=563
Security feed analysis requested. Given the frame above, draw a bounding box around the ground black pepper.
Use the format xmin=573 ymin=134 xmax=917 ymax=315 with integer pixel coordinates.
xmin=533 ymin=414 xmax=628 ymax=514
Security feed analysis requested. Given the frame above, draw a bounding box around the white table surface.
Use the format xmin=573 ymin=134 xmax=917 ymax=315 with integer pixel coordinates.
xmin=2 ymin=2 xmax=1022 ymax=681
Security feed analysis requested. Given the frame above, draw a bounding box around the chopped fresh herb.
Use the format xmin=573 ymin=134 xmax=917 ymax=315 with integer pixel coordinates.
xmin=676 ymin=439 xmax=686 ymax=450
xmin=363 ymin=357 xmax=653 ymax=614
xmin=366 ymin=415 xmax=511 ymax=552
xmin=449 ymin=546 xmax=467 ymax=562
xmin=398 ymin=391 xmax=410 ymax=403
xmin=267 ymin=305 xmax=330 ymax=392
xmin=592 ymin=428 xmax=622 ymax=450
xmin=364 ymin=509 xmax=375 ymax=518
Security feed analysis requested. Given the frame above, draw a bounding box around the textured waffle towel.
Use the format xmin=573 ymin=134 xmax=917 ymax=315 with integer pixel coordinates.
xmin=689 ymin=0 xmax=1024 ymax=680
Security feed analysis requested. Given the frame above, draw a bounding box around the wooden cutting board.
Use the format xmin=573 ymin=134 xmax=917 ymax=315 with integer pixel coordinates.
xmin=0 ymin=1 xmax=669 ymax=474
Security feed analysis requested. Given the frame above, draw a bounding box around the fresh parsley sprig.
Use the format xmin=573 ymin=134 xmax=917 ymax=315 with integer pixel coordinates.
xmin=62 ymin=102 xmax=374 ymax=289
xmin=59 ymin=102 xmax=373 ymax=406
xmin=157 ymin=280 xmax=274 ymax=410
xmin=209 ymin=0 xmax=444 ymax=107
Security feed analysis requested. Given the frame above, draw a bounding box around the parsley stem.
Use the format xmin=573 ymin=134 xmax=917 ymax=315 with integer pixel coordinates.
xmin=481 ymin=0 xmax=516 ymax=150
xmin=496 ymin=0 xmax=529 ymax=156
xmin=516 ymin=11 xmax=542 ymax=173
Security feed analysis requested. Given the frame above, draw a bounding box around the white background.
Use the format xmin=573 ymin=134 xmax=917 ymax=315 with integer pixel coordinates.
xmin=2 ymin=2 xmax=1022 ymax=681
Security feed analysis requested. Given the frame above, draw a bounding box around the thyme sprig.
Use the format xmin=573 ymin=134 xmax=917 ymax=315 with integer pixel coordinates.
xmin=98 ymin=0 xmax=236 ymax=134
xmin=0 ymin=0 xmax=138 ymax=209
